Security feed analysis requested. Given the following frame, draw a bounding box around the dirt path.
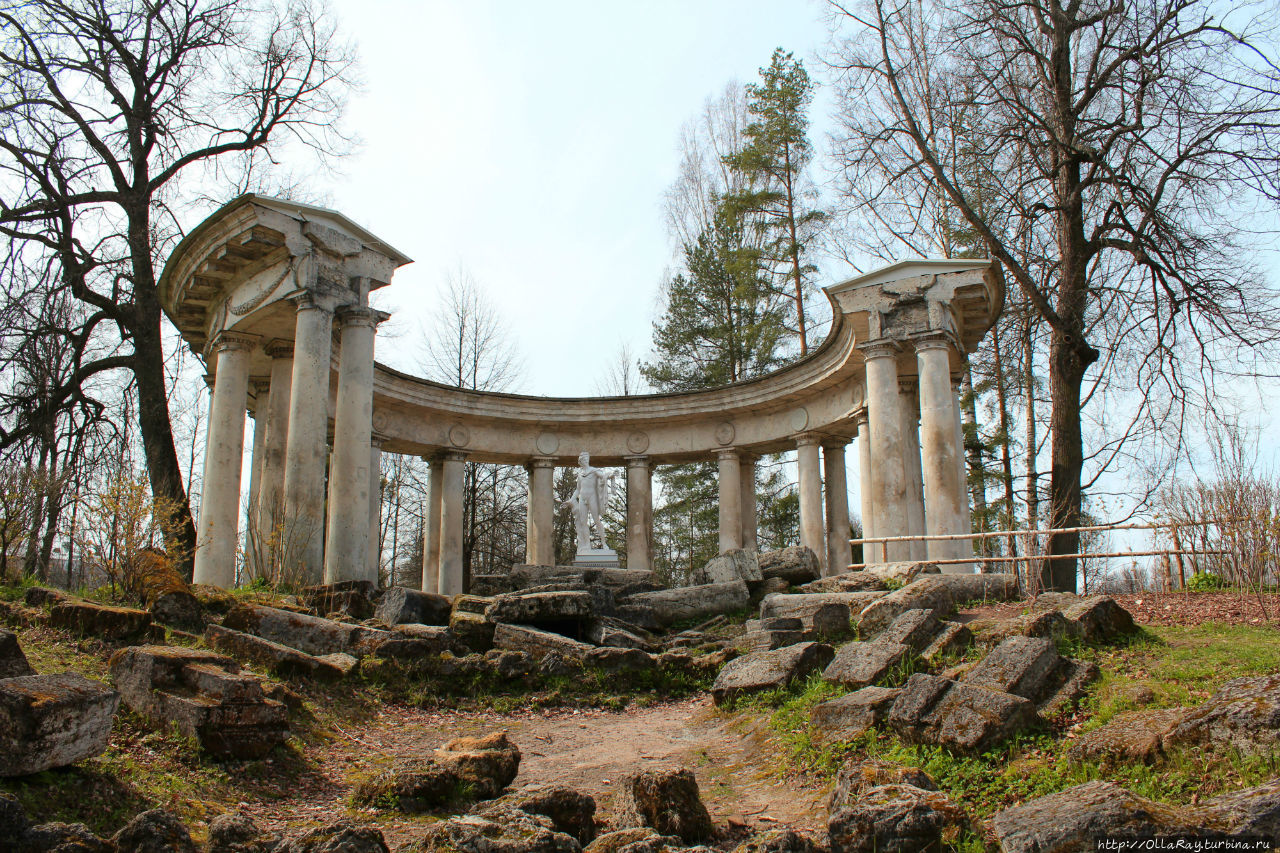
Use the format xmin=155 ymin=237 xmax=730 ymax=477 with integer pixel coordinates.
xmin=242 ymin=697 xmax=828 ymax=850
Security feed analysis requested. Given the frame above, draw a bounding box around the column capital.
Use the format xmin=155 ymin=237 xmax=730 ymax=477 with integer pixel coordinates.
xmin=336 ymin=305 xmax=391 ymax=329
xmin=625 ymin=455 xmax=651 ymax=470
xmin=370 ymin=434 xmax=386 ymax=449
xmin=212 ymin=330 xmax=260 ymax=354
xmin=912 ymin=333 xmax=954 ymax=354
xmin=821 ymin=436 xmax=851 ymax=451
xmin=249 ymin=376 xmax=271 ymax=395
xmin=528 ymin=456 xmax=556 ymax=470
xmin=421 ymin=452 xmax=442 ymax=464
xmin=264 ymin=339 xmax=294 ymax=359
xmin=853 ymin=406 xmax=869 ymax=427
xmin=860 ymin=341 xmax=900 ymax=361
xmin=288 ymin=291 xmax=335 ymax=315
xmin=796 ymin=433 xmax=823 ymax=448
xmin=441 ymin=450 xmax=468 ymax=463
xmin=716 ymin=448 xmax=740 ymax=462
xmin=737 ymin=451 xmax=760 ymax=464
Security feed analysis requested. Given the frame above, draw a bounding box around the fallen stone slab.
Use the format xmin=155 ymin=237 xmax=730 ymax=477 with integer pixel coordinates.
xmin=352 ymin=758 xmax=464 ymax=813
xmin=375 ymin=630 xmax=455 ymax=659
xmin=493 ymin=623 xmax=594 ymax=661
xmin=435 ymin=731 xmax=522 ymax=799
xmin=962 ymin=636 xmax=1063 ymax=702
xmin=822 ymin=641 xmax=912 ymax=689
xmin=735 ymin=629 xmax=805 ymax=654
xmin=757 ymin=546 xmax=821 ymax=585
xmin=0 ymin=629 xmax=33 ymax=679
xmin=23 ymin=586 xmax=69 ymax=607
xmin=991 ymin=781 xmax=1199 ymax=850
xmin=827 ymin=759 xmax=935 ymax=812
xmin=888 ymin=673 xmax=1039 ymax=752
xmin=222 ymin=604 xmax=389 ymax=657
xmin=450 ymin=608 xmax=496 ymax=653
xmin=585 ymin=618 xmax=656 ymax=651
xmin=856 ymin=573 xmax=1019 ymax=636
xmin=759 ymin=592 xmax=884 ymax=625
xmin=0 ymin=672 xmax=119 ymax=776
xmin=1166 ymin=673 xmax=1280 ymax=756
xmin=733 ymin=829 xmax=825 ymax=853
xmin=968 ymin=610 xmax=1072 ymax=648
xmin=1068 ymin=708 xmax=1189 ymax=763
xmin=796 ymin=573 xmax=887 ymax=594
xmin=375 ymin=588 xmax=452 ymax=626
xmin=478 ymin=785 xmax=598 ymax=844
xmin=810 ymin=687 xmax=901 ymax=741
xmin=624 ymin=580 xmax=750 ymax=627
xmin=584 ymin=647 xmax=656 ymax=673
xmin=204 ymin=624 xmax=344 ymax=680
xmin=416 ymin=806 xmax=578 ymax=853
xmin=695 ymin=548 xmax=762 ymax=585
xmin=828 ymin=784 xmax=970 ymax=853
xmin=277 ymin=820 xmax=391 ymax=852
xmin=865 ymin=561 xmax=942 ymax=583
xmin=1062 ymin=595 xmax=1138 ymax=643
xmin=110 ymin=645 xmax=288 ymax=759
xmin=919 ymin=621 xmax=972 ymax=665
xmin=873 ymin=608 xmax=941 ymax=651
xmin=49 ymin=599 xmax=152 ymax=641
xmin=485 ymin=590 xmax=595 ymax=628
xmin=711 ymin=641 xmax=835 ymax=706
xmin=1038 ymin=659 xmax=1100 ymax=717
xmin=485 ymin=649 xmax=537 ymax=679
xmin=614 ymin=766 xmax=713 ymax=843
xmin=302 ymin=580 xmax=379 ymax=620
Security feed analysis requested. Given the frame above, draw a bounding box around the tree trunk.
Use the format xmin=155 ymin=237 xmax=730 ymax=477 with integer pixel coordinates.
xmin=961 ymin=367 xmax=987 ymax=553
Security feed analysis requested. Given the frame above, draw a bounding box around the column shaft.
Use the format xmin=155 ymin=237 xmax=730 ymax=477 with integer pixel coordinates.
xmin=526 ymin=458 xmax=555 ymax=566
xmin=717 ymin=449 xmax=742 ymax=553
xmin=626 ymin=456 xmax=653 ymax=572
xmin=917 ymin=340 xmax=969 ymax=564
xmin=369 ymin=442 xmax=385 ymax=584
xmin=421 ymin=456 xmax=444 ymax=593
xmin=864 ymin=344 xmax=911 ymax=561
xmin=254 ymin=346 xmax=292 ymax=578
xmin=796 ymin=436 xmax=825 ymax=570
xmin=281 ymin=299 xmax=334 ymax=584
xmin=324 ymin=308 xmax=381 ymax=584
xmin=739 ymin=455 xmax=758 ymax=552
xmin=899 ymin=380 xmax=928 ymax=561
xmin=244 ymin=398 xmax=267 ymax=581
xmin=439 ymin=451 xmax=467 ymax=596
xmin=193 ymin=335 xmax=256 ymax=587
xmin=823 ymin=442 xmax=853 ymax=575
xmin=856 ymin=411 xmax=882 ymax=564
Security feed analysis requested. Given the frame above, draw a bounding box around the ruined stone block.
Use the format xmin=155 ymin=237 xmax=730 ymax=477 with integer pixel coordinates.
xmin=49 ymin=599 xmax=151 ymax=640
xmin=874 ymin=608 xmax=940 ymax=651
xmin=757 ymin=546 xmax=821 ymax=585
xmin=888 ymin=673 xmax=1040 ymax=753
xmin=962 ymin=636 xmax=1062 ymax=701
xmin=222 ymin=603 xmax=389 ymax=657
xmin=204 ymin=624 xmax=344 ymax=681
xmin=374 ymin=587 xmax=451 ymax=627
xmin=711 ymin=641 xmax=835 ymax=706
xmin=0 ymin=629 xmax=33 ymax=679
xmin=810 ymin=686 xmax=901 ymax=741
xmin=0 ymin=672 xmax=119 ymax=776
xmin=822 ymin=641 xmax=912 ymax=689
xmin=492 ymin=623 xmax=593 ymax=661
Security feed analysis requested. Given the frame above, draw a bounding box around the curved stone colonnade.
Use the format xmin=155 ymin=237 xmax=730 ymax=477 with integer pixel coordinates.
xmin=159 ymin=195 xmax=1002 ymax=592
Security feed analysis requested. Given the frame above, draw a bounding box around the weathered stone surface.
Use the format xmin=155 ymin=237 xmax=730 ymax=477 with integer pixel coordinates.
xmin=302 ymin=580 xmax=379 ymax=621
xmin=874 ymin=608 xmax=940 ymax=651
xmin=49 ymin=599 xmax=152 ymax=640
xmin=584 ymin=828 xmax=674 ymax=853
xmin=828 ymin=759 xmax=934 ymax=812
xmin=316 ymin=652 xmax=359 ymax=676
xmin=376 ymin=627 xmax=454 ymax=659
xmin=206 ymin=812 xmax=281 ymax=853
xmin=822 ymin=642 xmax=912 ymax=689
xmin=586 ymin=618 xmax=655 ymax=651
xmin=204 ymin=624 xmax=344 ymax=680
xmin=0 ymin=672 xmax=119 ymax=776
xmin=732 ymin=829 xmax=824 ymax=853
xmin=111 ymin=808 xmax=197 ymax=853
xmin=480 ymin=785 xmax=598 ymax=844
xmin=0 ymin=628 xmax=33 ymax=678
xmin=962 ymin=636 xmax=1062 ymax=701
xmin=991 ymin=781 xmax=1196 ymax=851
xmin=615 ymin=767 xmax=713 ymax=843
xmin=450 ymin=608 xmax=497 ymax=652
xmin=493 ymin=623 xmax=594 ymax=661
xmin=352 ymin=758 xmax=463 ymax=813
xmin=23 ymin=586 xmax=69 ymax=607
xmin=828 ymin=784 xmax=970 ymax=853
xmin=757 ymin=546 xmax=821 ymax=585
xmin=888 ymin=673 xmax=1039 ymax=753
xmin=436 ymin=731 xmax=522 ymax=799
xmin=696 ymin=549 xmax=762 ymax=585
xmin=735 ymin=630 xmax=805 ymax=654
xmin=222 ymin=604 xmax=388 ymax=657
xmin=278 ymin=821 xmax=390 ymax=853
xmin=796 ymin=573 xmax=886 ymax=594
xmin=613 ymin=604 xmax=660 ymax=632
xmin=760 ymin=592 xmax=884 ymax=625
xmin=484 ymin=649 xmax=537 ymax=679
xmin=585 ymin=647 xmax=655 ymax=672
xmin=969 ymin=610 xmax=1072 ymax=648
xmin=110 ymin=645 xmax=288 ymax=759
xmin=486 ymin=591 xmax=595 ymax=627
xmin=1166 ymin=673 xmax=1280 ymax=756
xmin=375 ymin=588 xmax=451 ymax=627
xmin=806 ymin=603 xmax=854 ymax=641
xmin=1201 ymin=778 xmax=1280 ymax=837
xmin=415 ymin=806 xmax=580 ymax=853
xmin=1038 ymin=659 xmax=1100 ymax=717
xmin=0 ymin=792 xmax=29 ymax=840
xmin=856 ymin=573 xmax=1019 ymax=636
xmin=20 ymin=821 xmax=112 ymax=852
xmin=865 ymin=561 xmax=942 ymax=583
xmin=919 ymin=622 xmax=972 ymax=665
xmin=711 ymin=641 xmax=835 ymax=706
xmin=1068 ymin=708 xmax=1189 ymax=763
xmin=624 ymin=581 xmax=750 ymax=627
xmin=1062 ymin=595 xmax=1137 ymax=643
xmin=810 ymin=687 xmax=901 ymax=741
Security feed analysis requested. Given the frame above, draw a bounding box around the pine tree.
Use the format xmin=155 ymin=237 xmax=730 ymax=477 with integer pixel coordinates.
xmin=723 ymin=48 xmax=826 ymax=356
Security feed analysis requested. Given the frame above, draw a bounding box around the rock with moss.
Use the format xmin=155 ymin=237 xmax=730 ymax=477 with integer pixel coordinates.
xmin=351 ymin=758 xmax=466 ymax=813
xmin=19 ymin=821 xmax=113 ymax=852
xmin=436 ymin=731 xmax=522 ymax=799
xmin=810 ymin=688 xmax=903 ymax=742
xmin=0 ymin=628 xmax=33 ymax=679
xmin=827 ymin=760 xmax=934 ymax=812
xmin=918 ymin=622 xmax=971 ymax=666
xmin=710 ymin=642 xmax=835 ymax=706
xmin=1165 ymin=673 xmax=1280 ymax=756
xmin=412 ymin=806 xmax=580 ymax=853
xmin=822 ymin=642 xmax=913 ymax=690
xmin=111 ymin=808 xmax=197 ymax=853
xmin=828 ymin=784 xmax=970 ymax=853
xmin=49 ymin=598 xmax=152 ymax=641
xmin=0 ymin=671 xmax=120 ymax=776
xmin=278 ymin=820 xmax=390 ymax=853
xmin=888 ymin=673 xmax=1039 ymax=753
xmin=1068 ymin=708 xmax=1189 ymax=764
xmin=872 ymin=609 xmax=941 ymax=651
xmin=757 ymin=547 xmax=822 ymax=585
xmin=583 ymin=828 xmax=676 ymax=853
xmin=991 ymin=781 xmax=1197 ymax=850
xmin=732 ymin=829 xmax=825 ymax=853
xmin=205 ymin=812 xmax=282 ymax=853
xmin=475 ymin=785 xmax=598 ymax=844
xmin=614 ymin=766 xmax=714 ymax=844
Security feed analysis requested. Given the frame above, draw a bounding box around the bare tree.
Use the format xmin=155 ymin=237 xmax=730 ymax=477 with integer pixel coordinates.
xmin=827 ymin=0 xmax=1280 ymax=590
xmin=0 ymin=0 xmax=355 ymax=579
xmin=594 ymin=344 xmax=645 ymax=396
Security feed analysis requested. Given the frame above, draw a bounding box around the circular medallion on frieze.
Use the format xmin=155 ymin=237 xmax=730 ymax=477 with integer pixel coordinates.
xmin=790 ymin=408 xmax=810 ymax=432
xmin=536 ymin=431 xmax=559 ymax=455
xmin=448 ymin=424 xmax=470 ymax=448
xmin=626 ymin=431 xmax=650 ymax=454
xmin=714 ymin=421 xmax=735 ymax=446
xmin=372 ymin=411 xmax=389 ymax=433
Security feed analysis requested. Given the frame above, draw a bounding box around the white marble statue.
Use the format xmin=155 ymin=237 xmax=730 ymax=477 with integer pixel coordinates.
xmin=563 ymin=451 xmax=620 ymax=551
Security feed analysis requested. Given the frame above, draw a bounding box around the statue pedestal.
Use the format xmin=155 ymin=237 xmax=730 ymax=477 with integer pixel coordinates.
xmin=573 ymin=547 xmax=620 ymax=568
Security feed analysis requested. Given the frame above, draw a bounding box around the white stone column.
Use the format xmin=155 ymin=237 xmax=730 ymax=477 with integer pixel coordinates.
xmin=421 ymin=455 xmax=444 ymax=593
xmin=717 ymin=449 xmax=742 ymax=553
xmin=739 ymin=454 xmax=758 ymax=552
xmin=246 ymin=384 xmax=268 ymax=529
xmin=899 ymin=379 xmax=928 ymax=561
xmin=193 ymin=332 xmax=257 ymax=588
xmin=823 ymin=440 xmax=853 ymax=576
xmin=953 ymin=372 xmax=975 ymax=564
xmin=917 ymin=337 xmax=969 ymax=565
xmin=439 ymin=450 xmax=467 ymax=596
xmin=254 ymin=343 xmax=293 ymax=570
xmin=863 ymin=343 xmax=911 ymax=561
xmin=855 ymin=409 xmax=882 ymax=564
xmin=626 ymin=456 xmax=653 ymax=572
xmin=796 ymin=434 xmax=826 ymax=571
xmin=369 ymin=439 xmax=384 ymax=584
xmin=281 ymin=296 xmax=334 ymax=585
xmin=324 ymin=307 xmax=382 ymax=585
xmin=526 ymin=457 xmax=555 ymax=566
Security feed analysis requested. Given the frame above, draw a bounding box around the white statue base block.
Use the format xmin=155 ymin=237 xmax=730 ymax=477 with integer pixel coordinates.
xmin=573 ymin=547 xmax=620 ymax=568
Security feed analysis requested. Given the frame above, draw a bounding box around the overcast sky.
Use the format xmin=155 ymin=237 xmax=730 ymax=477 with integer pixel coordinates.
xmin=320 ymin=0 xmax=839 ymax=396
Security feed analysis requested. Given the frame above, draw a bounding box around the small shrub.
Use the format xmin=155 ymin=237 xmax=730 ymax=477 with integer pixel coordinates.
xmin=1187 ymin=571 xmax=1226 ymax=591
